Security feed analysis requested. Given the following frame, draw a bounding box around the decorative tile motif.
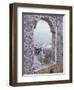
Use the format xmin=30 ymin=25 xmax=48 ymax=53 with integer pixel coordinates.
xmin=22 ymin=14 xmax=63 ymax=75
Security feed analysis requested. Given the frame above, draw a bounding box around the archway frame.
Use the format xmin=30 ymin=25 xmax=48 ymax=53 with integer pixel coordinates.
xmin=22 ymin=14 xmax=58 ymax=74
xmin=33 ymin=16 xmax=57 ymax=64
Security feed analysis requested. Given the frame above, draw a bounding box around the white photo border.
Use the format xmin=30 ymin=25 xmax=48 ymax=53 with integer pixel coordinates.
xmin=17 ymin=7 xmax=70 ymax=83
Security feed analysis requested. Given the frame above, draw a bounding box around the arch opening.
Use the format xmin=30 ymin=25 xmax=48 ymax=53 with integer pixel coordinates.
xmin=33 ymin=19 xmax=55 ymax=71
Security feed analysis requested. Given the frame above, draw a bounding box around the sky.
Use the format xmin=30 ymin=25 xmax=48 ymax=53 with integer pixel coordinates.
xmin=33 ymin=20 xmax=52 ymax=45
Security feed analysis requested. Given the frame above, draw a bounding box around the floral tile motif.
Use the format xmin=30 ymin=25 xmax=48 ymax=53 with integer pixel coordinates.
xmin=22 ymin=13 xmax=63 ymax=75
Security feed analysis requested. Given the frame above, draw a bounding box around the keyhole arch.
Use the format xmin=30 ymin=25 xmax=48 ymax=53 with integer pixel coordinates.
xmin=33 ymin=17 xmax=57 ymax=63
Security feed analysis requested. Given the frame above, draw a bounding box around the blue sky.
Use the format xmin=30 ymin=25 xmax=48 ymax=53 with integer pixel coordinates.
xmin=34 ymin=20 xmax=52 ymax=45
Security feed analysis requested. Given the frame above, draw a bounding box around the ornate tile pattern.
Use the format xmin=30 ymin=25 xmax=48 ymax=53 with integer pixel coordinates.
xmin=22 ymin=13 xmax=63 ymax=75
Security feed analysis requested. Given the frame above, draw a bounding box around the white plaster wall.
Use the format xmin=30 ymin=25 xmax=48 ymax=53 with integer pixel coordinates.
xmin=0 ymin=0 xmax=74 ymax=89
